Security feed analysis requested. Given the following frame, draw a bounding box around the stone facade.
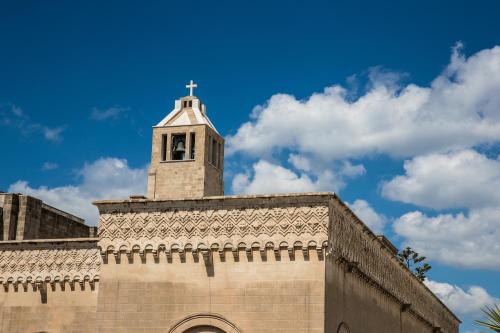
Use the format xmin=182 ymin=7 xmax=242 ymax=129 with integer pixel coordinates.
xmin=0 ymin=193 xmax=459 ymax=333
xmin=0 ymin=239 xmax=100 ymax=332
xmin=0 ymin=192 xmax=95 ymax=241
xmin=0 ymin=87 xmax=460 ymax=332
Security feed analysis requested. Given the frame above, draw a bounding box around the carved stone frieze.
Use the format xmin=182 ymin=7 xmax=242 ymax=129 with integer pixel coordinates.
xmin=0 ymin=239 xmax=100 ymax=288
xmin=95 ymin=194 xmax=331 ymax=256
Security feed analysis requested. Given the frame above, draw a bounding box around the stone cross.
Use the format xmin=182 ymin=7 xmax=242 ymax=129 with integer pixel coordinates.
xmin=186 ymin=80 xmax=198 ymax=96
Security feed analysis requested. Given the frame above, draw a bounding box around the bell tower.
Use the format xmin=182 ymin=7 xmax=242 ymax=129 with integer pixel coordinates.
xmin=147 ymin=81 xmax=224 ymax=199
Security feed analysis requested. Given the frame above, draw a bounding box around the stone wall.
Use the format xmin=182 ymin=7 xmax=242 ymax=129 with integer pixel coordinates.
xmin=94 ymin=193 xmax=330 ymax=333
xmin=325 ymin=198 xmax=460 ymax=333
xmin=1 ymin=193 xmax=19 ymax=240
xmin=0 ymin=239 xmax=100 ymax=333
xmin=38 ymin=203 xmax=90 ymax=239
xmin=97 ymin=248 xmax=324 ymax=333
xmin=0 ymin=193 xmax=93 ymax=240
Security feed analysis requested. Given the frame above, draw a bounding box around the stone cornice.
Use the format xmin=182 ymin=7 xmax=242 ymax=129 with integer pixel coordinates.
xmin=0 ymin=238 xmax=98 ymax=248
xmin=93 ymin=192 xmax=336 ymax=206
xmin=0 ymin=238 xmax=100 ymax=290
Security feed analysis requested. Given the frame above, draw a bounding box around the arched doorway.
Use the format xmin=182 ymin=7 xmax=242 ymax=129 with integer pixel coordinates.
xmin=184 ymin=325 xmax=225 ymax=333
xmin=337 ymin=322 xmax=350 ymax=333
xmin=168 ymin=313 xmax=241 ymax=333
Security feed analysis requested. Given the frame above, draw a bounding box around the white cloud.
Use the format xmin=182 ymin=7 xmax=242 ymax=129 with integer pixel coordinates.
xmin=339 ymin=160 xmax=366 ymax=178
xmin=394 ymin=208 xmax=500 ymax=269
xmin=91 ymin=106 xmax=128 ymax=121
xmin=227 ymin=44 xmax=500 ymax=160
xmin=288 ymin=154 xmax=312 ymax=172
xmin=425 ymin=280 xmax=499 ymax=315
xmin=42 ymin=162 xmax=59 ymax=171
xmin=381 ymin=149 xmax=500 ymax=210
xmin=385 ymin=149 xmax=500 ymax=269
xmin=231 ymin=159 xmax=341 ymax=195
xmin=348 ymin=199 xmax=387 ymax=233
xmin=9 ymin=158 xmax=147 ymax=225
xmin=0 ymin=104 xmax=66 ymax=142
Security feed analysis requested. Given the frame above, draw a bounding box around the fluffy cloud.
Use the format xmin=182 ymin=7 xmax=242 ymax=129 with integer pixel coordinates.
xmin=91 ymin=106 xmax=128 ymax=121
xmin=9 ymin=158 xmax=147 ymax=225
xmin=425 ymin=280 xmax=499 ymax=315
xmin=0 ymin=104 xmax=65 ymax=142
xmin=227 ymin=44 xmax=500 ymax=161
xmin=382 ymin=149 xmax=500 ymax=210
xmin=384 ymin=149 xmax=500 ymax=269
xmin=394 ymin=208 xmax=500 ymax=269
xmin=231 ymin=160 xmax=339 ymax=194
xmin=348 ymin=199 xmax=387 ymax=233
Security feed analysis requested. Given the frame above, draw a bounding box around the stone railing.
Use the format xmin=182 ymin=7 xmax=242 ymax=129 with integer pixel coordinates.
xmin=0 ymin=238 xmax=100 ymax=290
xmin=328 ymin=199 xmax=459 ymax=333
xmin=94 ymin=193 xmax=331 ymax=260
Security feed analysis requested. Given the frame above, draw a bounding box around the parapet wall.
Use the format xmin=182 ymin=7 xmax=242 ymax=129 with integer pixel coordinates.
xmin=326 ymin=199 xmax=460 ymax=333
xmin=38 ymin=203 xmax=90 ymax=238
xmin=0 ymin=193 xmax=93 ymax=240
xmin=95 ymin=193 xmax=330 ymax=260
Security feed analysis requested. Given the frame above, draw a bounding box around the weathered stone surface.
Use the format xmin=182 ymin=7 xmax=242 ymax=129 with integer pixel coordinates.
xmin=95 ymin=193 xmax=329 ymax=257
xmin=325 ymin=199 xmax=459 ymax=333
xmin=0 ymin=192 xmax=94 ymax=240
xmin=0 ymin=239 xmax=100 ymax=333
xmin=0 ymin=239 xmax=100 ymax=285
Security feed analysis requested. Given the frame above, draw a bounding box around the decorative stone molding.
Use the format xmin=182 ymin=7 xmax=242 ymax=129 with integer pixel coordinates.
xmin=168 ymin=313 xmax=242 ymax=333
xmin=328 ymin=200 xmax=460 ymax=333
xmin=0 ymin=239 xmax=100 ymax=290
xmin=101 ymin=243 xmax=327 ymax=263
xmin=95 ymin=193 xmax=331 ymax=261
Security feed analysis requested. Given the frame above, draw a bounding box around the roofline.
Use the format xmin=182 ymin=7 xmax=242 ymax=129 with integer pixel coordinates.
xmin=93 ymin=192 xmax=337 ymax=205
xmin=152 ymin=123 xmax=216 ymax=130
xmin=0 ymin=238 xmax=98 ymax=250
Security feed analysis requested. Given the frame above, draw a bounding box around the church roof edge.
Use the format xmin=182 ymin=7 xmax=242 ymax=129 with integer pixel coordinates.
xmin=93 ymin=192 xmax=338 ymax=206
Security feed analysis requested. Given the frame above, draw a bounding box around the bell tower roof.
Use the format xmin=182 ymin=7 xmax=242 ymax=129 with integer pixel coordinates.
xmin=155 ymin=81 xmax=219 ymax=133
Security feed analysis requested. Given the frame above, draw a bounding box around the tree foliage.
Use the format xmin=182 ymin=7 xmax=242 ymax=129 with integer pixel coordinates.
xmin=475 ymin=305 xmax=500 ymax=332
xmin=397 ymin=246 xmax=432 ymax=281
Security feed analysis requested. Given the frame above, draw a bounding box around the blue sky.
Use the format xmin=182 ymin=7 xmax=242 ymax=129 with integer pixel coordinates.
xmin=1 ymin=1 xmax=499 ymax=331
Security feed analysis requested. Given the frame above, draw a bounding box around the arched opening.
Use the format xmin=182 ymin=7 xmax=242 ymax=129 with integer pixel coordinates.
xmin=183 ymin=325 xmax=225 ymax=333
xmin=168 ymin=313 xmax=240 ymax=333
xmin=337 ymin=322 xmax=350 ymax=333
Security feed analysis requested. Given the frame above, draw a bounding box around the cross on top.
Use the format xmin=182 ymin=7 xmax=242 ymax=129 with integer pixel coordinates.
xmin=186 ymin=80 xmax=198 ymax=96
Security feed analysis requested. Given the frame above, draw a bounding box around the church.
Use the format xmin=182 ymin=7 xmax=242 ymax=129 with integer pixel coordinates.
xmin=0 ymin=82 xmax=460 ymax=333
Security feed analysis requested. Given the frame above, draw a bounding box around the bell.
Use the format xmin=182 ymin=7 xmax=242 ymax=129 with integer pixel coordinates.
xmin=175 ymin=141 xmax=185 ymax=152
